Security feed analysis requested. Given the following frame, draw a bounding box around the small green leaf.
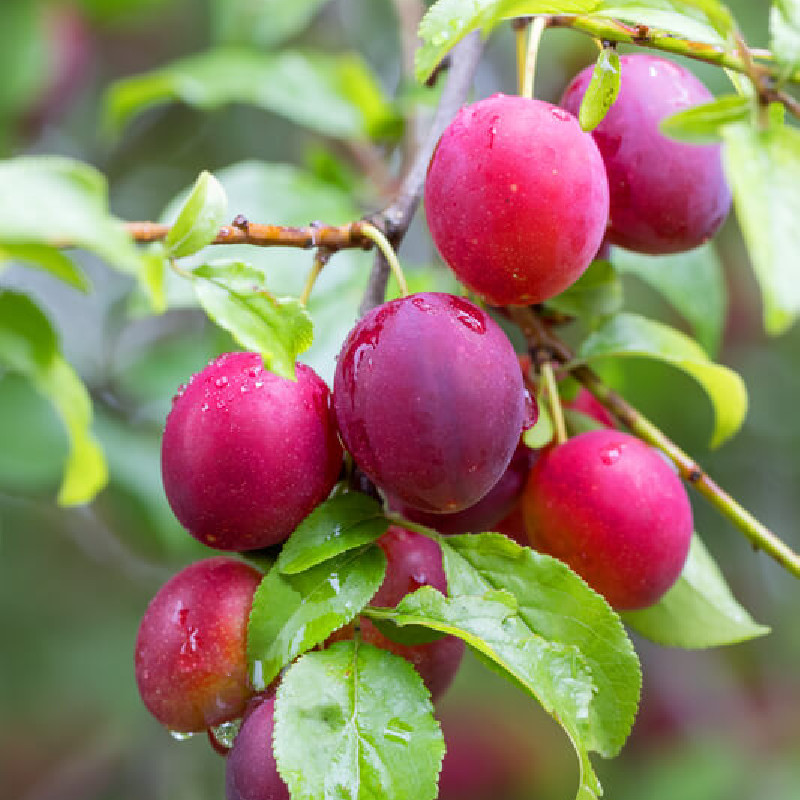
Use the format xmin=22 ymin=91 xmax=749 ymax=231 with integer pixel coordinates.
xmin=547 ymin=259 xmax=623 ymax=321
xmin=579 ymin=47 xmax=621 ymax=132
xmin=165 ymin=171 xmax=227 ymax=259
xmin=193 ymin=261 xmax=313 ymax=379
xmin=659 ymin=94 xmax=751 ymax=144
xmin=576 ymin=312 xmax=747 ymax=447
xmin=278 ymin=491 xmax=390 ymax=575
xmin=274 ymin=641 xmax=445 ymax=800
xmin=624 ymin=535 xmax=770 ymax=648
xmin=140 ymin=246 xmax=169 ymax=314
xmin=722 ymin=118 xmax=800 ymax=335
xmin=212 ymin=0 xmax=330 ymax=48
xmin=246 ymin=545 xmax=386 ymax=690
xmin=770 ymin=0 xmax=800 ymax=73
xmin=612 ymin=244 xmax=727 ymax=356
xmin=0 ymin=243 xmax=91 ymax=293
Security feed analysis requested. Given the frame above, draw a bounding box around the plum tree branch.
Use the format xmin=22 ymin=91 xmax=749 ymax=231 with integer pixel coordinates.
xmin=508 ymin=306 xmax=800 ymax=580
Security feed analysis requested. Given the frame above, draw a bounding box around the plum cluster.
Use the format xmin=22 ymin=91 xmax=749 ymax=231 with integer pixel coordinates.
xmin=133 ymin=51 xmax=718 ymax=799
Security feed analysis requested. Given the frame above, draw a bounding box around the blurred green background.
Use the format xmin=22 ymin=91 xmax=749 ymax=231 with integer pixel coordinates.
xmin=1 ymin=1 xmax=798 ymax=798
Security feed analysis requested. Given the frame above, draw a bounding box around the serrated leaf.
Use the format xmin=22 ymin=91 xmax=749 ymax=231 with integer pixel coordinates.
xmin=104 ymin=48 xmax=394 ymax=141
xmin=612 ymin=244 xmax=726 ymax=356
xmin=624 ymin=534 xmax=770 ymax=647
xmin=0 ymin=243 xmax=91 ymax=293
xmin=193 ymin=261 xmax=313 ymax=379
xmin=274 ymin=641 xmax=445 ymax=800
xmin=771 ymin=0 xmax=800 ymax=73
xmin=579 ymin=47 xmax=621 ymax=132
xmin=366 ymin=584 xmax=600 ymax=800
xmin=659 ymin=94 xmax=751 ymax=144
xmin=722 ymin=119 xmax=800 ymax=336
xmin=165 ymin=171 xmax=227 ymax=258
xmin=212 ymin=0 xmax=330 ymax=48
xmin=576 ymin=312 xmax=747 ymax=447
xmin=246 ymin=545 xmax=386 ymax=690
xmin=278 ymin=491 xmax=390 ymax=574
xmin=0 ymin=291 xmax=107 ymax=505
xmin=547 ymin=259 xmax=623 ymax=321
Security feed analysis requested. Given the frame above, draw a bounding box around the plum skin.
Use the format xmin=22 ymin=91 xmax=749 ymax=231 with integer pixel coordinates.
xmin=560 ymin=54 xmax=731 ymax=255
xmin=225 ymin=696 xmax=289 ymax=800
xmin=424 ymin=93 xmax=609 ymax=306
xmin=523 ymin=430 xmax=692 ymax=610
xmin=162 ymin=352 xmax=342 ymax=551
xmin=134 ymin=557 xmax=262 ymax=733
xmin=333 ymin=292 xmax=531 ymax=514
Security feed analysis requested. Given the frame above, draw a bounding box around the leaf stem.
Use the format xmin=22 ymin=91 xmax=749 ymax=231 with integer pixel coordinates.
xmin=522 ymin=16 xmax=548 ymax=100
xmin=359 ymin=223 xmax=409 ymax=298
xmin=299 ymin=249 xmax=331 ymax=306
xmin=542 ymin=362 xmax=567 ymax=445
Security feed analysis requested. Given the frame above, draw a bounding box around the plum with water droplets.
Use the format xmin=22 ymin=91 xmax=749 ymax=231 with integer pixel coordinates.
xmin=162 ymin=352 xmax=342 ymax=551
xmin=424 ymin=94 xmax=609 ymax=305
xmin=333 ymin=293 xmax=533 ymax=513
xmin=523 ymin=430 xmax=692 ymax=610
xmin=134 ymin=557 xmax=262 ymax=733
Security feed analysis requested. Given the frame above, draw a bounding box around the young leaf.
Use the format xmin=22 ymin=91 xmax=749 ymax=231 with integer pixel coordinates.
xmin=274 ymin=641 xmax=445 ymax=800
xmin=192 ymin=261 xmax=313 ymax=379
xmin=770 ymin=0 xmax=800 ymax=73
xmin=624 ymin=534 xmax=770 ymax=648
xmin=722 ymin=118 xmax=800 ymax=335
xmin=612 ymin=243 xmax=726 ymax=356
xmin=0 ymin=291 xmax=107 ymax=505
xmin=659 ymin=94 xmax=751 ymax=144
xmin=366 ymin=585 xmax=602 ymax=800
xmin=578 ymin=47 xmax=621 ymax=132
xmin=164 ymin=171 xmax=227 ymax=259
xmin=0 ymin=243 xmax=91 ymax=293
xmin=104 ymin=48 xmax=394 ymax=141
xmin=576 ymin=312 xmax=747 ymax=448
xmin=277 ymin=491 xmax=390 ymax=575
xmin=546 ymin=259 xmax=623 ymax=321
xmin=246 ymin=545 xmax=386 ymax=690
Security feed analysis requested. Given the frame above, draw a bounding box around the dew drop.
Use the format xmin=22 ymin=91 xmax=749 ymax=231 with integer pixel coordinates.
xmin=600 ymin=445 xmax=622 ymax=465
xmin=254 ymin=380 xmax=264 ymax=389
xmin=522 ymin=389 xmax=538 ymax=431
xmin=209 ymin=720 xmax=241 ymax=751
xmin=169 ymin=730 xmax=195 ymax=741
xmin=215 ymin=376 xmax=229 ymax=388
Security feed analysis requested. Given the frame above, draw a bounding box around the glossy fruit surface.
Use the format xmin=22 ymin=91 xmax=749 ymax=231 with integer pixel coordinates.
xmin=225 ymin=696 xmax=289 ymax=800
xmin=523 ymin=430 xmax=692 ymax=610
xmin=425 ymin=93 xmax=609 ymax=305
xmin=135 ymin=557 xmax=262 ymax=732
xmin=162 ymin=352 xmax=342 ymax=551
xmin=560 ymin=54 xmax=731 ymax=254
xmin=334 ymin=293 xmax=532 ymax=513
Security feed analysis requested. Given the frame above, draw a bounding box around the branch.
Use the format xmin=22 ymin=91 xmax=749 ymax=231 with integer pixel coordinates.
xmin=508 ymin=306 xmax=800 ymax=580
xmin=359 ymin=31 xmax=484 ymax=315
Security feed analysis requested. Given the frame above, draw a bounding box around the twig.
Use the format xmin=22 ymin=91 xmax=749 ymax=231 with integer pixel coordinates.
xmin=360 ymin=223 xmax=409 ymax=297
xmin=508 ymin=306 xmax=800 ymax=579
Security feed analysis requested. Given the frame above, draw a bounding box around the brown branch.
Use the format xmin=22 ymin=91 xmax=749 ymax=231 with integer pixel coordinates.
xmin=508 ymin=306 xmax=800 ymax=579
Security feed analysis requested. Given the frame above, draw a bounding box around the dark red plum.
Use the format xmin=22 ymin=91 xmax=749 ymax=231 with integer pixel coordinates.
xmin=334 ymin=293 xmax=532 ymax=513
xmin=393 ymin=443 xmax=533 ymax=534
xmin=225 ymin=696 xmax=289 ymax=800
xmin=523 ymin=430 xmax=692 ymax=610
xmin=162 ymin=352 xmax=342 ymax=551
xmin=135 ymin=558 xmax=262 ymax=732
xmin=561 ymin=55 xmax=731 ymax=254
xmin=425 ymin=94 xmax=609 ymax=305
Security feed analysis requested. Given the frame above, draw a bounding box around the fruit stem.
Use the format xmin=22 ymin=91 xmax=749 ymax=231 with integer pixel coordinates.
xmin=299 ymin=248 xmax=331 ymax=306
xmin=522 ymin=16 xmax=549 ymax=100
xmin=514 ymin=18 xmax=530 ymax=95
xmin=360 ymin=223 xmax=410 ymax=298
xmin=542 ymin=362 xmax=568 ymax=445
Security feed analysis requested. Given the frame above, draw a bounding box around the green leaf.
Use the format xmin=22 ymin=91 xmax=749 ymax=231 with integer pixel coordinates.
xmin=140 ymin=245 xmax=169 ymax=314
xmin=192 ymin=261 xmax=313 ymax=380
xmin=274 ymin=641 xmax=445 ymax=800
xmin=0 ymin=243 xmax=91 ymax=293
xmin=246 ymin=545 xmax=386 ymax=690
xmin=105 ymin=48 xmax=394 ymax=141
xmin=164 ymin=171 xmax=227 ymax=258
xmin=547 ymin=259 xmax=623 ymax=321
xmin=593 ymin=3 xmax=726 ymax=44
xmin=579 ymin=47 xmax=621 ymax=132
xmin=612 ymin=244 xmax=727 ymax=356
xmin=659 ymin=94 xmax=751 ymax=144
xmin=278 ymin=492 xmax=390 ymax=575
xmin=564 ymin=408 xmax=607 ymax=436
xmin=770 ymin=0 xmax=800 ymax=73
xmin=576 ymin=312 xmax=747 ymax=447
xmin=212 ymin=0 xmax=331 ymax=48
xmin=722 ymin=119 xmax=800 ymax=336
xmin=523 ymin=391 xmax=554 ymax=449
xmin=0 ymin=291 xmax=107 ymax=505
xmin=624 ymin=535 xmax=770 ymax=648
xmin=441 ymin=534 xmax=640 ymax=760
